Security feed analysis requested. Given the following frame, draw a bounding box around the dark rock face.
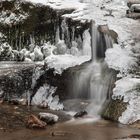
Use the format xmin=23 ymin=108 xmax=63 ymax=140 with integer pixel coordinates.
xmin=0 ymin=63 xmax=36 ymax=100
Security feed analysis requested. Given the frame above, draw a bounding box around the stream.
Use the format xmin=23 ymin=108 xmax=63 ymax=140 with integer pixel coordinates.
xmin=0 ymin=103 xmax=140 ymax=140
xmin=0 ymin=92 xmax=139 ymax=140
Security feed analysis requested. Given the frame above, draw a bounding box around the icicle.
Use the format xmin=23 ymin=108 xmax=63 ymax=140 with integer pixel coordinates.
xmin=55 ymin=27 xmax=60 ymax=44
xmin=71 ymin=27 xmax=75 ymax=41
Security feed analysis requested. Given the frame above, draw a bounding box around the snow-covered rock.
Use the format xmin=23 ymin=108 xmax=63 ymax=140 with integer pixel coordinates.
xmin=105 ymin=44 xmax=137 ymax=74
xmin=45 ymin=54 xmax=90 ymax=74
xmin=38 ymin=112 xmax=59 ymax=124
xmin=24 ymin=57 xmax=32 ymax=62
xmin=112 ymin=77 xmax=140 ymax=124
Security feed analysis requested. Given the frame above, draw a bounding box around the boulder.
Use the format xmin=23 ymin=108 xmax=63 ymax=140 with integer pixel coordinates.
xmin=26 ymin=115 xmax=46 ymax=129
xmin=38 ymin=113 xmax=59 ymax=125
xmin=74 ymin=110 xmax=88 ymax=118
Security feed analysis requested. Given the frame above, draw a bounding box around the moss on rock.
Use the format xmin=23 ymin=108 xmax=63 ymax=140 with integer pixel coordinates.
xmin=102 ymin=99 xmax=127 ymax=122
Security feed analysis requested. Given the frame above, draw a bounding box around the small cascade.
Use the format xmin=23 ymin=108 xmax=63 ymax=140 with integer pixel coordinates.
xmin=71 ymin=22 xmax=115 ymax=116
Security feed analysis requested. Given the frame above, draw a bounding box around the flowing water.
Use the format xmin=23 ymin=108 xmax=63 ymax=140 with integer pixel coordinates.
xmin=71 ymin=23 xmax=115 ymax=116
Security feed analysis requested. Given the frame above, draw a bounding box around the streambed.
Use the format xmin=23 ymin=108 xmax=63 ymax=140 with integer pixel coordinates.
xmin=0 ymin=103 xmax=140 ymax=140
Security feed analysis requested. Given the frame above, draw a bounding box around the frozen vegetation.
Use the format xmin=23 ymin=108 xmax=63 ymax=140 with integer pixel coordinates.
xmin=0 ymin=28 xmax=91 ymax=74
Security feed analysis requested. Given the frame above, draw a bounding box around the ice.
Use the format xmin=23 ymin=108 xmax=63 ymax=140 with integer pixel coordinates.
xmin=34 ymin=46 xmax=44 ymax=61
xmin=55 ymin=40 xmax=67 ymax=55
xmin=31 ymin=66 xmax=44 ymax=89
xmin=82 ymin=29 xmax=91 ymax=56
xmin=41 ymin=42 xmax=55 ymax=57
xmin=32 ymin=84 xmax=64 ymax=110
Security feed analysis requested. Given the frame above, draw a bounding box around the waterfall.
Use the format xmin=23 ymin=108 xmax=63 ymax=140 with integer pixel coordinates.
xmin=91 ymin=21 xmax=99 ymax=61
xmin=71 ymin=23 xmax=115 ymax=117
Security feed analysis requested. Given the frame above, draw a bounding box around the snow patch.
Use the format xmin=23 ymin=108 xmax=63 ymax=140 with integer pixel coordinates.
xmin=105 ymin=44 xmax=137 ymax=74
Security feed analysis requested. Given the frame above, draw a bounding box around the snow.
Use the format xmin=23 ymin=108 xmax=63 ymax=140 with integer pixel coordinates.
xmin=105 ymin=44 xmax=137 ymax=74
xmin=0 ymin=10 xmax=28 ymax=25
xmin=45 ymin=54 xmax=90 ymax=74
xmin=32 ymin=84 xmax=64 ymax=110
xmin=25 ymin=0 xmax=86 ymax=10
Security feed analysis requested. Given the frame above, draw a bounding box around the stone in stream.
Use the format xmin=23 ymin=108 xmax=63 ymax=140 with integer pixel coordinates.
xmin=38 ymin=113 xmax=59 ymax=125
xmin=74 ymin=110 xmax=88 ymax=118
xmin=8 ymin=98 xmax=27 ymax=106
xmin=26 ymin=115 xmax=46 ymax=129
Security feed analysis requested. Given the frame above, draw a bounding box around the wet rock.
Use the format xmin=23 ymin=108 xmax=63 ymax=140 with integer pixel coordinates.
xmin=101 ymin=99 xmax=127 ymax=122
xmin=74 ymin=110 xmax=88 ymax=118
xmin=38 ymin=113 xmax=59 ymax=125
xmin=8 ymin=99 xmax=20 ymax=105
xmin=26 ymin=115 xmax=46 ymax=129
xmin=130 ymin=120 xmax=140 ymax=129
xmin=8 ymin=98 xmax=27 ymax=105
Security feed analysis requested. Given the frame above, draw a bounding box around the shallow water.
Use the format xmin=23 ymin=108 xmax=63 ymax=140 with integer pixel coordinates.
xmin=0 ymin=118 xmax=140 ymax=140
